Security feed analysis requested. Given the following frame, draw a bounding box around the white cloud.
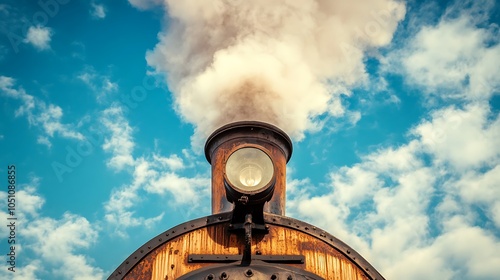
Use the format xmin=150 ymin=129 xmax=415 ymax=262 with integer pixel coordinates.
xmin=78 ymin=67 xmax=119 ymax=102
xmin=0 ymin=181 xmax=104 ymax=279
xmin=101 ymin=105 xmax=135 ymax=171
xmin=104 ymin=153 xmax=210 ymax=237
xmin=91 ymin=2 xmax=106 ymax=19
xmin=152 ymin=153 xmax=184 ymax=170
xmin=144 ymin=170 xmax=209 ymax=204
xmin=128 ymin=0 xmax=163 ymax=10
xmin=0 ymin=76 xmax=35 ymax=115
xmin=17 ymin=185 xmax=45 ymax=218
xmin=24 ymin=26 xmax=52 ymax=50
xmin=104 ymin=159 xmax=157 ymax=234
xmin=385 ymin=13 xmax=500 ymax=101
xmin=453 ymin=165 xmax=500 ymax=228
xmin=414 ymin=103 xmax=500 ymax=170
xmin=0 ymin=76 xmax=84 ymax=146
xmin=37 ymin=136 xmax=51 ymax=148
xmin=23 ymin=213 xmax=105 ymax=279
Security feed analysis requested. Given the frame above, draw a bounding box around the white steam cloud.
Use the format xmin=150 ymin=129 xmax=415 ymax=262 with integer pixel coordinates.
xmin=133 ymin=0 xmax=405 ymax=144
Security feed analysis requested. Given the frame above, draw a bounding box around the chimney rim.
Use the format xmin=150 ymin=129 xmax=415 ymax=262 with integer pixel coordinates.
xmin=204 ymin=121 xmax=293 ymax=164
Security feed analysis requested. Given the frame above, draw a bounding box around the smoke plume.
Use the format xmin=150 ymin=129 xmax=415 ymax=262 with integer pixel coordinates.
xmin=132 ymin=0 xmax=405 ymax=144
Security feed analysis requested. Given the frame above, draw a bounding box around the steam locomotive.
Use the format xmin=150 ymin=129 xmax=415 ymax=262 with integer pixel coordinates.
xmin=109 ymin=121 xmax=384 ymax=280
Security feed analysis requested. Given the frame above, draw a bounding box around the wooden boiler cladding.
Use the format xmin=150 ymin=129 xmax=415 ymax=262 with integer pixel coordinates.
xmin=117 ymin=213 xmax=378 ymax=280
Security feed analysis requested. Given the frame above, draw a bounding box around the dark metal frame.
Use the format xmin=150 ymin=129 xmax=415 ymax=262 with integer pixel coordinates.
xmin=108 ymin=212 xmax=385 ymax=280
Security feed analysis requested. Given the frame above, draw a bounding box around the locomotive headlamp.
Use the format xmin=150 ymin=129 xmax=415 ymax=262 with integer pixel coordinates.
xmin=225 ymin=147 xmax=274 ymax=192
xmin=224 ymin=146 xmax=276 ymax=205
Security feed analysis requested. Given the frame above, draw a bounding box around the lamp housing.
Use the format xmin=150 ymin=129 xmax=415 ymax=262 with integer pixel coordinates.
xmin=205 ymin=121 xmax=292 ymax=215
xmin=224 ymin=146 xmax=276 ymax=205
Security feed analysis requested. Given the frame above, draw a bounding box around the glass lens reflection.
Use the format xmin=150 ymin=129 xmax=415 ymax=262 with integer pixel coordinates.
xmin=239 ymin=165 xmax=263 ymax=187
xmin=225 ymin=147 xmax=273 ymax=192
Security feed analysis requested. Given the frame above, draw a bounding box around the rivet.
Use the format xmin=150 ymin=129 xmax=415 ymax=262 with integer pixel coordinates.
xmin=347 ymin=250 xmax=351 ymax=254
xmin=207 ymin=274 xmax=214 ymax=280
xmin=271 ymin=274 xmax=278 ymax=280
xmin=245 ymin=269 xmax=253 ymax=277
xmin=287 ymin=275 xmax=293 ymax=280
xmin=218 ymin=216 xmax=223 ymax=220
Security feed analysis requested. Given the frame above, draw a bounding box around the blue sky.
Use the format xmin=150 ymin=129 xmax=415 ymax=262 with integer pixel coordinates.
xmin=1 ymin=0 xmax=499 ymax=279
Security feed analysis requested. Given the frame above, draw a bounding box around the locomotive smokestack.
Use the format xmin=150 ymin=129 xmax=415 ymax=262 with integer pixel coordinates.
xmin=205 ymin=121 xmax=292 ymax=215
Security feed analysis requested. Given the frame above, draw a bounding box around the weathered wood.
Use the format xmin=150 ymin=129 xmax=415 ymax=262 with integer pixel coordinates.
xmin=124 ymin=223 xmax=369 ymax=280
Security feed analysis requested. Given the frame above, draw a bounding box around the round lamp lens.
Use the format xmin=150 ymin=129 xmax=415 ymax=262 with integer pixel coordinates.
xmin=226 ymin=148 xmax=274 ymax=192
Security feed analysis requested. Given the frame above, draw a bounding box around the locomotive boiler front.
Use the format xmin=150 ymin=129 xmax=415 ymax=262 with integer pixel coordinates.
xmin=109 ymin=121 xmax=384 ymax=280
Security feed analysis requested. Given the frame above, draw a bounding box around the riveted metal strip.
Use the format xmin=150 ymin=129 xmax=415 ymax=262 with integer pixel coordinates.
xmin=108 ymin=212 xmax=232 ymax=280
xmin=187 ymin=254 xmax=305 ymax=264
xmin=264 ymin=213 xmax=385 ymax=280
